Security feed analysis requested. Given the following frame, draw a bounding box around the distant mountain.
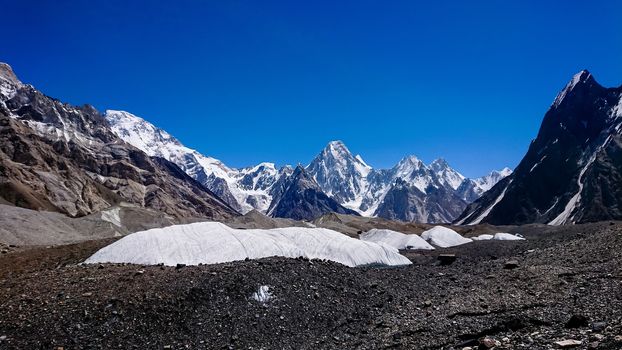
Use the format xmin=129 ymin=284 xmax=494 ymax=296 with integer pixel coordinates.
xmin=0 ymin=62 xmax=236 ymax=220
xmin=104 ymin=98 xmax=509 ymax=223
xmin=267 ymin=165 xmax=359 ymax=221
xmin=306 ymin=140 xmax=371 ymax=208
xmin=456 ymin=70 xmax=622 ymax=225
xmin=108 ymin=109 xmax=510 ymax=222
xmin=456 ymin=168 xmax=513 ymax=203
xmin=306 ymin=142 xmax=510 ymax=223
xmin=106 ymin=110 xmax=289 ymax=213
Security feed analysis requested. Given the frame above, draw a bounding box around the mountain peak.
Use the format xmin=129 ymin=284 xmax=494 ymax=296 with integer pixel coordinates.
xmin=399 ymin=155 xmax=424 ymax=168
xmin=430 ymin=158 xmax=449 ymax=169
xmin=0 ymin=62 xmax=21 ymax=86
xmin=567 ymin=70 xmax=595 ymax=89
xmin=553 ymin=69 xmax=599 ymax=107
xmin=498 ymin=167 xmax=513 ymax=177
xmin=327 ymin=140 xmax=346 ymax=147
xmin=324 ymin=140 xmax=353 ymax=158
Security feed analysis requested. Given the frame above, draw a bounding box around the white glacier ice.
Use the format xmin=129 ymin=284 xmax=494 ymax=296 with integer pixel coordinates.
xmin=360 ymin=229 xmax=435 ymax=250
xmin=84 ymin=222 xmax=412 ymax=267
xmin=420 ymin=226 xmax=472 ymax=248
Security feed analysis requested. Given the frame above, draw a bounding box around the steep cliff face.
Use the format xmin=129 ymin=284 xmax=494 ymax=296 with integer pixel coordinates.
xmin=456 ymin=71 xmax=622 ymax=225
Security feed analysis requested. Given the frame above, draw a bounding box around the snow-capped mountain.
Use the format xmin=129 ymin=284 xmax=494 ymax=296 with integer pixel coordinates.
xmin=105 ymin=110 xmax=288 ymax=213
xmin=0 ymin=63 xmax=236 ymax=220
xmin=267 ymin=165 xmax=359 ymax=220
xmin=456 ymin=70 xmax=622 ymax=225
xmin=473 ymin=167 xmax=513 ymax=192
xmin=306 ymin=141 xmax=371 ymax=211
xmin=105 ymin=112 xmax=509 ymax=223
xmin=429 ymin=158 xmax=466 ymax=190
xmin=306 ymin=142 xmax=511 ymax=223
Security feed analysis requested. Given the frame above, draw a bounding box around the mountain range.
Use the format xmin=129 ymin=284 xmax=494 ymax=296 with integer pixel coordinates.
xmin=0 ymin=62 xmax=237 ymax=221
xmin=106 ymin=110 xmax=510 ymax=223
xmin=456 ymin=70 xmax=622 ymax=225
xmin=4 ymin=61 xmax=620 ymax=226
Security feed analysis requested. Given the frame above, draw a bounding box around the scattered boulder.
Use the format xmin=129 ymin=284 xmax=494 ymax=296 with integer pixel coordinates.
xmin=437 ymin=254 xmax=457 ymax=265
xmin=555 ymin=339 xmax=582 ymax=348
xmin=479 ymin=337 xmax=500 ymax=348
xmin=504 ymin=260 xmax=520 ymax=269
xmin=591 ymin=321 xmax=607 ymax=332
xmin=565 ymin=314 xmax=589 ymax=329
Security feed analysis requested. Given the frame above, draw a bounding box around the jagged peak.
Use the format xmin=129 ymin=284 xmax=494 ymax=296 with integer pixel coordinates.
xmin=398 ymin=155 xmax=424 ymax=167
xmin=0 ymin=62 xmax=22 ymax=86
xmin=324 ymin=140 xmax=353 ymax=158
xmin=552 ymin=69 xmax=599 ymax=107
xmin=247 ymin=162 xmax=276 ymax=172
xmin=430 ymin=158 xmax=449 ymax=169
xmin=497 ymin=167 xmax=513 ymax=176
xmin=312 ymin=140 xmax=371 ymax=174
xmin=327 ymin=140 xmax=346 ymax=148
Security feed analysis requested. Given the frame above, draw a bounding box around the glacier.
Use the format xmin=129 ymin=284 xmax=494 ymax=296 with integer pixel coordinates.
xmin=84 ymin=222 xmax=412 ymax=267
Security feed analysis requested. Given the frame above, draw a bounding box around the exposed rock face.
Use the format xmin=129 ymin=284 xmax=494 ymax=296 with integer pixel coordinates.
xmin=374 ymin=178 xmax=467 ymax=223
xmin=267 ymin=166 xmax=359 ymax=221
xmin=0 ymin=63 xmax=237 ymax=220
xmin=456 ymin=70 xmax=622 ymax=225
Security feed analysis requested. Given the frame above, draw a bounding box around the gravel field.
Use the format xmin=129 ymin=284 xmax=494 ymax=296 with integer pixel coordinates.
xmin=1 ymin=222 xmax=621 ymax=349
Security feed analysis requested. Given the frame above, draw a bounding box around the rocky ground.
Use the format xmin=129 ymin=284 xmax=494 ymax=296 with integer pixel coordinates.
xmin=1 ymin=222 xmax=621 ymax=349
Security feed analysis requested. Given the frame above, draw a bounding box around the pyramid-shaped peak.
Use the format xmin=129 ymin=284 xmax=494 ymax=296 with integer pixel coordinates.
xmin=327 ymin=140 xmax=346 ymax=148
xmin=553 ymin=69 xmax=600 ymax=107
xmin=568 ymin=70 xmax=595 ymax=88
xmin=325 ymin=140 xmax=352 ymax=156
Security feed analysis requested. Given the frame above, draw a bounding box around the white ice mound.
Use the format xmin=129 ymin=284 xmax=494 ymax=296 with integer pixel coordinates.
xmin=84 ymin=222 xmax=411 ymax=268
xmin=421 ymin=226 xmax=472 ymax=248
xmin=493 ymin=233 xmax=525 ymax=241
xmin=472 ymin=233 xmax=525 ymax=241
xmin=360 ymin=229 xmax=434 ymax=250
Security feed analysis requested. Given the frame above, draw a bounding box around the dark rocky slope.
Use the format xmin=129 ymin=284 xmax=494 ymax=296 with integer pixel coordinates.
xmin=457 ymin=71 xmax=622 ymax=225
xmin=268 ymin=165 xmax=359 ymax=221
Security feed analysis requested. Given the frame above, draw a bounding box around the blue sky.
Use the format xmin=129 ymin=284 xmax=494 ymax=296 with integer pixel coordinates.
xmin=2 ymin=0 xmax=621 ymax=177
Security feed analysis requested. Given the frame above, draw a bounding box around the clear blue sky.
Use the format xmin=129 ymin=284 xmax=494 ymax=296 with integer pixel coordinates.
xmin=2 ymin=0 xmax=621 ymax=177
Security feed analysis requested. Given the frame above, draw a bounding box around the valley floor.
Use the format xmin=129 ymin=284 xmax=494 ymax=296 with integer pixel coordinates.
xmin=0 ymin=223 xmax=621 ymax=349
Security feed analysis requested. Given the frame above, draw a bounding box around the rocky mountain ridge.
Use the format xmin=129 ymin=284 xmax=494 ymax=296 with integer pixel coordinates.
xmin=0 ymin=62 xmax=237 ymax=220
xmin=107 ymin=111 xmax=509 ymax=222
xmin=456 ymin=70 xmax=622 ymax=225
